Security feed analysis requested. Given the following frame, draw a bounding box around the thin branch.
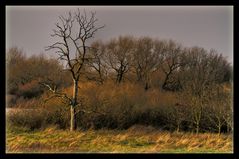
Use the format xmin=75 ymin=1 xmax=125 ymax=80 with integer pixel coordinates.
xmin=40 ymin=82 xmax=72 ymax=105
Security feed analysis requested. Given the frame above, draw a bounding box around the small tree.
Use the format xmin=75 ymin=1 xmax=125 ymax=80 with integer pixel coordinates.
xmin=170 ymin=98 xmax=190 ymax=133
xmin=45 ymin=9 xmax=104 ymax=131
xmin=179 ymin=46 xmax=232 ymax=133
xmin=207 ymin=84 xmax=232 ymax=134
xmin=223 ymin=96 xmax=233 ymax=133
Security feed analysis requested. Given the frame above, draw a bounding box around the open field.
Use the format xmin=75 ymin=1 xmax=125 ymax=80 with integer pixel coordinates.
xmin=6 ymin=125 xmax=232 ymax=153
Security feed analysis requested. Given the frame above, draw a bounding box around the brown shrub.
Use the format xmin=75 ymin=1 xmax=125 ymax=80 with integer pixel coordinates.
xmin=17 ymin=79 xmax=43 ymax=98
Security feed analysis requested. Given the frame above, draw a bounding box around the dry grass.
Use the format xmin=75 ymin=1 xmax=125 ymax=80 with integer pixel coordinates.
xmin=6 ymin=125 xmax=232 ymax=153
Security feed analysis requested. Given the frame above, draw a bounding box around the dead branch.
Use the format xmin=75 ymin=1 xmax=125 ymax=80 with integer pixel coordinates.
xmin=40 ymin=82 xmax=72 ymax=105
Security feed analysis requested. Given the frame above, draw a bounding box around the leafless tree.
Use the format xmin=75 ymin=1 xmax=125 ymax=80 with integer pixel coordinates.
xmin=171 ymin=102 xmax=189 ymax=133
xmin=45 ymin=9 xmax=104 ymax=131
xmin=223 ymin=93 xmax=233 ymax=133
xmin=178 ymin=46 xmax=232 ymax=134
xmin=132 ymin=37 xmax=163 ymax=90
xmin=160 ymin=40 xmax=185 ymax=91
xmin=86 ymin=40 xmax=108 ymax=84
xmin=206 ymin=84 xmax=232 ymax=134
xmin=104 ymin=36 xmax=135 ymax=83
xmin=206 ymin=49 xmax=232 ymax=84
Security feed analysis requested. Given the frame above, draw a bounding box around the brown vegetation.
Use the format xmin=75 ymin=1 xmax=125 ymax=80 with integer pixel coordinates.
xmin=6 ymin=125 xmax=232 ymax=153
xmin=6 ymin=9 xmax=232 ymax=134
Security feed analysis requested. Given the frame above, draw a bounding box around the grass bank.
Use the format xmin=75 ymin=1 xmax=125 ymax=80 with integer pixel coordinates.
xmin=6 ymin=125 xmax=232 ymax=153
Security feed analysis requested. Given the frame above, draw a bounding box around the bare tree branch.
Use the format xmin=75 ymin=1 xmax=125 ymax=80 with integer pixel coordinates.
xmin=40 ymin=82 xmax=72 ymax=104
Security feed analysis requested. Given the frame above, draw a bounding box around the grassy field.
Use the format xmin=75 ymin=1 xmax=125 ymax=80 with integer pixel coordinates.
xmin=6 ymin=125 xmax=232 ymax=153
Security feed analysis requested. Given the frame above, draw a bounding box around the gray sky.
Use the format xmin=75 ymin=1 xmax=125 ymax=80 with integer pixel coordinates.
xmin=6 ymin=6 xmax=233 ymax=63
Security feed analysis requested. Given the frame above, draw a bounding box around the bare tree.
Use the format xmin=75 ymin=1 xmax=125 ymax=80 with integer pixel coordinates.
xmin=206 ymin=84 xmax=232 ymax=134
xmin=86 ymin=40 xmax=108 ymax=84
xmin=171 ymin=102 xmax=188 ymax=133
xmin=104 ymin=36 xmax=135 ymax=83
xmin=132 ymin=37 xmax=163 ymax=90
xmin=178 ymin=46 xmax=233 ymax=134
xmin=184 ymin=47 xmax=212 ymax=133
xmin=207 ymin=49 xmax=232 ymax=84
xmin=179 ymin=85 xmax=205 ymax=134
xmin=223 ymin=92 xmax=233 ymax=133
xmin=160 ymin=40 xmax=185 ymax=91
xmin=45 ymin=9 xmax=104 ymax=131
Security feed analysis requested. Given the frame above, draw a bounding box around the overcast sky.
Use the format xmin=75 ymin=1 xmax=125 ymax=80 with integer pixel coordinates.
xmin=6 ymin=6 xmax=233 ymax=63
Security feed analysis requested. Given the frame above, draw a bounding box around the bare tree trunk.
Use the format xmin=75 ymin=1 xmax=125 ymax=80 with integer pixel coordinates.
xmin=218 ymin=120 xmax=221 ymax=135
xmin=218 ymin=126 xmax=221 ymax=135
xmin=70 ymin=79 xmax=78 ymax=131
xmin=144 ymin=74 xmax=150 ymax=91
xmin=118 ymin=73 xmax=123 ymax=83
xmin=73 ymin=79 xmax=78 ymax=105
xmin=70 ymin=105 xmax=76 ymax=131
xmin=196 ymin=123 xmax=199 ymax=134
xmin=162 ymin=73 xmax=170 ymax=90
xmin=116 ymin=70 xmax=123 ymax=84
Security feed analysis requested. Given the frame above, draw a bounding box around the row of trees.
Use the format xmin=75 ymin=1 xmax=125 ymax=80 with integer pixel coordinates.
xmin=6 ymin=43 xmax=232 ymax=134
xmin=7 ymin=37 xmax=232 ymax=97
xmin=87 ymin=37 xmax=232 ymax=90
xmin=7 ymin=9 xmax=232 ymax=132
xmin=43 ymin=9 xmax=232 ymax=131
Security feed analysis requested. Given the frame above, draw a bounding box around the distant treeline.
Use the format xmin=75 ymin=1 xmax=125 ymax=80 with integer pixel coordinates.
xmin=6 ymin=36 xmax=232 ymax=134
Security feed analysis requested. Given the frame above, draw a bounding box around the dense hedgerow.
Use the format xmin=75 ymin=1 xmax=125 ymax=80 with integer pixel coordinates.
xmin=7 ymin=81 xmax=232 ymax=133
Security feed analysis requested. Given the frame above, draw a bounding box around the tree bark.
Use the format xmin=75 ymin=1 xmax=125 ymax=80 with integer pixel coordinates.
xmin=70 ymin=105 xmax=76 ymax=131
xmin=73 ymin=79 xmax=78 ymax=106
xmin=70 ymin=79 xmax=78 ymax=131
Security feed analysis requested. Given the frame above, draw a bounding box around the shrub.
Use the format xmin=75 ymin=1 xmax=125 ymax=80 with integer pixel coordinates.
xmin=7 ymin=80 xmax=232 ymax=133
xmin=75 ymin=81 xmax=178 ymax=130
xmin=6 ymin=109 xmax=49 ymax=131
xmin=7 ymin=94 xmax=70 ymax=130
xmin=6 ymin=94 xmax=17 ymax=107
xmin=13 ymin=97 xmax=41 ymax=109
xmin=17 ymin=79 xmax=43 ymax=99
